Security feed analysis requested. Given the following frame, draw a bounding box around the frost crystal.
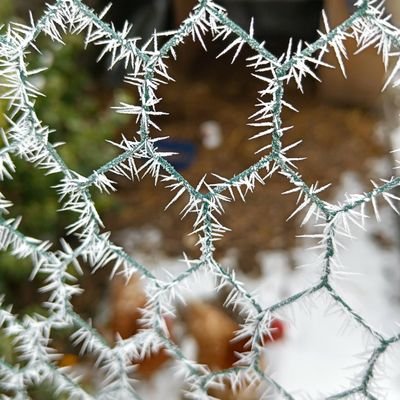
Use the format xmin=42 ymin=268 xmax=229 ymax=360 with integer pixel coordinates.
xmin=1 ymin=0 xmax=400 ymax=398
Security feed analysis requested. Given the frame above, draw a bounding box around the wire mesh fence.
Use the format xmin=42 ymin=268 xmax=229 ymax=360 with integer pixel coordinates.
xmin=1 ymin=0 xmax=400 ymax=398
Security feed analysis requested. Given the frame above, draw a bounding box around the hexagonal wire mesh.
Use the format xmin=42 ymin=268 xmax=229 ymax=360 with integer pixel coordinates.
xmin=1 ymin=0 xmax=400 ymax=398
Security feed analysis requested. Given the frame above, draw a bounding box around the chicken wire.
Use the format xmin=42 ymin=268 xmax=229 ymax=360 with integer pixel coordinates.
xmin=1 ymin=0 xmax=400 ymax=398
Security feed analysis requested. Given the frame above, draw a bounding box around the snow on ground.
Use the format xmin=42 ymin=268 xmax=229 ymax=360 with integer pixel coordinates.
xmin=255 ymin=173 xmax=400 ymax=398
xmin=123 ymin=173 xmax=400 ymax=399
xmin=260 ymin=215 xmax=400 ymax=398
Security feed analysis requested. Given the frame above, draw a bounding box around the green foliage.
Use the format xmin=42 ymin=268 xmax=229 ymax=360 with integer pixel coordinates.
xmin=0 ymin=331 xmax=15 ymax=364
xmin=33 ymin=34 xmax=131 ymax=176
xmin=0 ymin=1 xmax=14 ymax=23
xmin=0 ymin=6 xmax=133 ymax=308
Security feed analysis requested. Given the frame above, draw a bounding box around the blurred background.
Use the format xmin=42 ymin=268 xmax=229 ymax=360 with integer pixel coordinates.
xmin=1 ymin=0 xmax=400 ymax=398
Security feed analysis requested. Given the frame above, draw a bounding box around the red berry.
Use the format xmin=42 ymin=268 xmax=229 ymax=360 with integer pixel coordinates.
xmin=263 ymin=319 xmax=285 ymax=343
